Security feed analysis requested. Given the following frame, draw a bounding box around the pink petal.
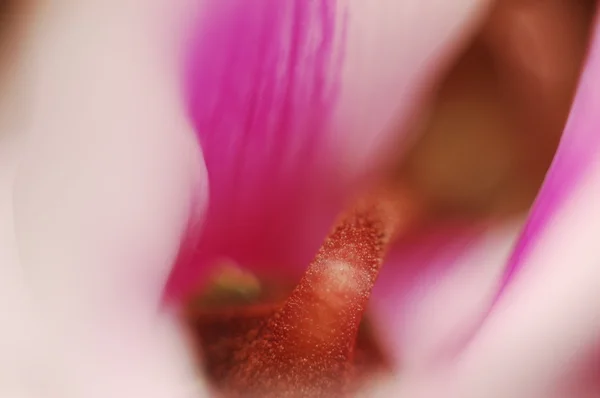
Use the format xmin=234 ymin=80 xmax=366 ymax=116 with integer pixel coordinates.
xmin=371 ymin=220 xmax=521 ymax=369
xmin=437 ymin=10 xmax=600 ymax=398
xmin=171 ymin=0 xmax=494 ymax=297
xmin=7 ymin=1 xmax=208 ymax=395
xmin=496 ymin=1 xmax=599 ymax=298
xmin=365 ymin=1 xmax=597 ymax=385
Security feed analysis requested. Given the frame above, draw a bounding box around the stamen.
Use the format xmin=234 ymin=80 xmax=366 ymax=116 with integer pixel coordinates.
xmin=220 ymin=190 xmax=412 ymax=397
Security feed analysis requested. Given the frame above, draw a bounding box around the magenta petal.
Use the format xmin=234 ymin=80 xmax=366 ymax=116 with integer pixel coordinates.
xmin=169 ymin=0 xmax=347 ymax=296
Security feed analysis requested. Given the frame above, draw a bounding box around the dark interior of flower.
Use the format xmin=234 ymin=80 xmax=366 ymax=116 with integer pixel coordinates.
xmin=396 ymin=0 xmax=596 ymax=220
xmin=185 ymin=191 xmax=410 ymax=398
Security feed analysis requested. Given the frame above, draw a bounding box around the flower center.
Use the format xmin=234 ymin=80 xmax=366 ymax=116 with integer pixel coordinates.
xmin=185 ymin=190 xmax=414 ymax=397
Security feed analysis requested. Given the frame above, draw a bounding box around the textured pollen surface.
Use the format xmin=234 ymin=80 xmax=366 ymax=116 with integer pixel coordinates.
xmin=188 ymin=191 xmax=409 ymax=397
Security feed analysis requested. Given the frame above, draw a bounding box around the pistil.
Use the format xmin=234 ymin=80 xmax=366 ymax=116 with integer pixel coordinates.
xmin=219 ymin=190 xmax=411 ymax=397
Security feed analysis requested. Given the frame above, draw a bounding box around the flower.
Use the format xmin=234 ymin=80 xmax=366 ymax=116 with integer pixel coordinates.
xmin=1 ymin=0 xmax=598 ymax=397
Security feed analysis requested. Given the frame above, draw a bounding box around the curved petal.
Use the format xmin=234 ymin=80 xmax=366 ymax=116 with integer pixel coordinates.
xmin=496 ymin=4 xmax=600 ymax=296
xmin=363 ymin=0 xmax=595 ymax=384
xmin=371 ymin=219 xmax=520 ymax=369
xmin=6 ymin=1 xmax=207 ymax=396
xmin=443 ymin=9 xmax=600 ymax=398
xmin=172 ymin=0 xmax=493 ymax=296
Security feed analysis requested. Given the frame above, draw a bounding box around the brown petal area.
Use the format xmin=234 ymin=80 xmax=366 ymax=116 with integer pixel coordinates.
xmin=396 ymin=0 xmax=594 ymax=220
xmin=185 ymin=190 xmax=415 ymax=398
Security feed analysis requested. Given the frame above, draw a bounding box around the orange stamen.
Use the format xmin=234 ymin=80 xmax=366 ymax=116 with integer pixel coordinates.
xmin=222 ymin=190 xmax=413 ymax=397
